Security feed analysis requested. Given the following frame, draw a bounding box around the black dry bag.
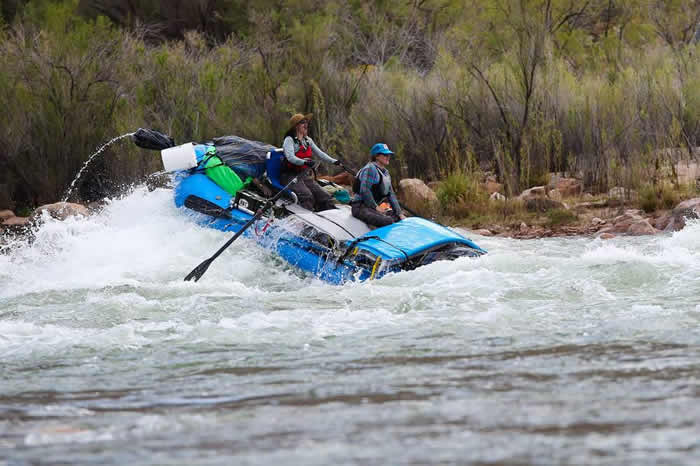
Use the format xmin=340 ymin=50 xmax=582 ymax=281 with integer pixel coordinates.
xmin=132 ymin=128 xmax=176 ymax=151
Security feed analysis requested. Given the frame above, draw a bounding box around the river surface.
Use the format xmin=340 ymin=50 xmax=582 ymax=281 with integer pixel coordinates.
xmin=1 ymin=187 xmax=699 ymax=465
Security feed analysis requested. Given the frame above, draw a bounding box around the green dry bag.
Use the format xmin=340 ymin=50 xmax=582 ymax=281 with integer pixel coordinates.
xmin=204 ymin=153 xmax=251 ymax=196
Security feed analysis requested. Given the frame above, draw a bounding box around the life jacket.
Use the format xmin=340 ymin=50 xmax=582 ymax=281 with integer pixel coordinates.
xmin=284 ymin=137 xmax=312 ymax=172
xmin=353 ymin=163 xmax=392 ymax=205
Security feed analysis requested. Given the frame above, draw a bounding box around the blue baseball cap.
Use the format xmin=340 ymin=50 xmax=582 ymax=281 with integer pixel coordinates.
xmin=370 ymin=143 xmax=394 ymax=156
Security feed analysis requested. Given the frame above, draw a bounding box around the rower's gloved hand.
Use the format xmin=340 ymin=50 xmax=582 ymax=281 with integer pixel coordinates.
xmin=333 ymin=160 xmax=341 ymax=166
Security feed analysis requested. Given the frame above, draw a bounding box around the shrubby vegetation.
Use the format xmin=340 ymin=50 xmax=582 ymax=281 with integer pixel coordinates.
xmin=0 ymin=0 xmax=698 ymax=211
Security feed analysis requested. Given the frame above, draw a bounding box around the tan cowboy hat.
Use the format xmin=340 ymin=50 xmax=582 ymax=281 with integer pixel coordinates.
xmin=288 ymin=113 xmax=313 ymax=131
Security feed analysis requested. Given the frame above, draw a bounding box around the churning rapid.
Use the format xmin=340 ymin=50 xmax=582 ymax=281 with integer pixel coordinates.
xmin=1 ymin=186 xmax=699 ymax=465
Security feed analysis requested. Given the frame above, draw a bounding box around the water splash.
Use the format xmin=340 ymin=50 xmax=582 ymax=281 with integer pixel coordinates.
xmin=1 ymin=186 xmax=698 ymax=465
xmin=61 ymin=132 xmax=135 ymax=203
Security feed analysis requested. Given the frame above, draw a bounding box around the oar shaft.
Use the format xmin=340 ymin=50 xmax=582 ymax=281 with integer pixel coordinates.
xmin=183 ymin=211 xmax=263 ymax=282
xmin=184 ymin=166 xmax=310 ymax=282
xmin=208 ymin=211 xmax=261 ymax=262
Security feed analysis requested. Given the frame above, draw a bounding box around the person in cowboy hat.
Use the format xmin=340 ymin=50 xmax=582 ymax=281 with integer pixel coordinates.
xmin=350 ymin=143 xmax=405 ymax=227
xmin=281 ymin=112 xmax=341 ymax=211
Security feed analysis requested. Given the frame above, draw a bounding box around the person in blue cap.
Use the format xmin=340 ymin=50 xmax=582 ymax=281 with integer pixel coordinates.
xmin=351 ymin=143 xmax=405 ymax=227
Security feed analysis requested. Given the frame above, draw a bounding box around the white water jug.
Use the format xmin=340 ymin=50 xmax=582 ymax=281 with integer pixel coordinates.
xmin=161 ymin=142 xmax=197 ymax=172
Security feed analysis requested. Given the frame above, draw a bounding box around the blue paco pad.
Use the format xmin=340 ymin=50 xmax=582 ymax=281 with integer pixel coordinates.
xmin=353 ymin=217 xmax=486 ymax=260
xmin=174 ymin=173 xmax=232 ymax=210
xmin=194 ymin=144 xmax=212 ymax=162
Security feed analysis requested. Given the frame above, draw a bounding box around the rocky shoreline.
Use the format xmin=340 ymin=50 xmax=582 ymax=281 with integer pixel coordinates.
xmin=1 ymin=202 xmax=91 ymax=240
xmin=468 ymin=198 xmax=700 ymax=240
xmin=389 ymin=173 xmax=700 ymax=239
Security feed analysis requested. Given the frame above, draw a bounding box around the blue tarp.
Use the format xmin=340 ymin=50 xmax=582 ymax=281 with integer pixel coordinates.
xmin=354 ymin=217 xmax=485 ymax=260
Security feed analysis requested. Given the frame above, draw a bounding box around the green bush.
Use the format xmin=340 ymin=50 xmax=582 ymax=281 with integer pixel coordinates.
xmin=638 ymin=182 xmax=681 ymax=213
xmin=436 ymin=170 xmax=486 ymax=207
xmin=639 ymin=185 xmax=659 ymax=213
xmin=1 ymin=0 xmax=699 ymax=210
xmin=546 ymin=208 xmax=578 ymax=226
xmin=436 ymin=171 xmax=470 ymax=206
xmin=660 ymin=183 xmax=680 ymax=209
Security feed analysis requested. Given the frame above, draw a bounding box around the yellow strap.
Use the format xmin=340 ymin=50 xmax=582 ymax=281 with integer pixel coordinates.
xmin=370 ymin=256 xmax=382 ymax=280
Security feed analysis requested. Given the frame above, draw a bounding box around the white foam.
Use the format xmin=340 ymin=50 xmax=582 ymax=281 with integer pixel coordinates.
xmin=1 ymin=186 xmax=698 ymax=358
xmin=664 ymin=218 xmax=700 ymax=250
xmin=0 ymin=187 xmax=274 ymax=299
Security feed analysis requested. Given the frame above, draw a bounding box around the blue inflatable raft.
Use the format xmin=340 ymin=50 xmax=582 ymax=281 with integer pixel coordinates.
xmin=169 ymin=142 xmax=486 ymax=284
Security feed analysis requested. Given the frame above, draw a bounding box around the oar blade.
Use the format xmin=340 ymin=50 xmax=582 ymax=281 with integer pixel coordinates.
xmin=184 ymin=258 xmax=213 ymax=282
xmin=182 ymin=166 xmax=309 ymax=283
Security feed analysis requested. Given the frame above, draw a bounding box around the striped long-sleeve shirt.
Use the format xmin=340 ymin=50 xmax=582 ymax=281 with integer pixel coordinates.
xmin=352 ymin=162 xmax=401 ymax=215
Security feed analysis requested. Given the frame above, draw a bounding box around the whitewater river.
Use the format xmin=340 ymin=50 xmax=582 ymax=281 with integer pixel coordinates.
xmin=1 ymin=187 xmax=698 ymax=465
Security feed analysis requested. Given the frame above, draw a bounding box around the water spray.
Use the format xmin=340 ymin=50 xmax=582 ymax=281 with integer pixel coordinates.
xmin=61 ymin=132 xmax=136 ymax=203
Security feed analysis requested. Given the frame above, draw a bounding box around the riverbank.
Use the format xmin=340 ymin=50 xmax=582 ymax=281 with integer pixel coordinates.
xmin=3 ymin=165 xmax=700 ymax=243
xmin=3 ymin=168 xmax=700 ymax=242
xmin=387 ymin=174 xmax=700 ymax=240
xmin=3 ymin=192 xmax=699 ymax=245
xmin=462 ymin=198 xmax=700 ymax=240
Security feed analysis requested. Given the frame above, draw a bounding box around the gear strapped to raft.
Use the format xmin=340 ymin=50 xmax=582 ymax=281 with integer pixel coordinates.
xmin=337 ymin=235 xmax=409 ymax=265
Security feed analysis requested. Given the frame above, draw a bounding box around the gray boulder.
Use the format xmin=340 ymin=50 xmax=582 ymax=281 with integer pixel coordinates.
xmin=30 ymin=202 xmax=90 ymax=222
xmin=665 ymin=197 xmax=700 ymax=231
xmin=597 ymin=210 xmax=658 ymax=236
xmin=398 ymin=178 xmax=438 ymax=216
xmin=525 ymin=198 xmax=566 ymax=212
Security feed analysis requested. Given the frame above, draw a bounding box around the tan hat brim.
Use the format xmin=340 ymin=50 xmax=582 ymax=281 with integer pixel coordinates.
xmin=288 ymin=113 xmax=314 ymax=132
